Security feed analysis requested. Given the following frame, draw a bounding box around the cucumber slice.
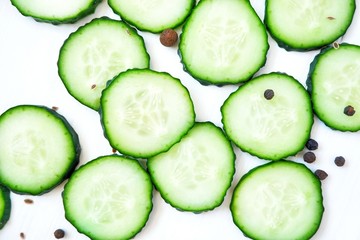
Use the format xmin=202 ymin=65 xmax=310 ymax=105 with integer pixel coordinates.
xmin=58 ymin=17 xmax=150 ymax=110
xmin=100 ymin=69 xmax=195 ymax=158
xmin=307 ymin=43 xmax=360 ymax=131
xmin=0 ymin=105 xmax=80 ymax=195
xmin=231 ymin=160 xmax=324 ymax=240
xmin=148 ymin=122 xmax=235 ymax=212
xmin=179 ymin=0 xmax=269 ymax=85
xmin=63 ymin=155 xmax=153 ymax=240
xmin=221 ymin=72 xmax=313 ymax=161
xmin=10 ymin=0 xmax=101 ymax=24
xmin=0 ymin=186 xmax=11 ymax=230
xmin=108 ymin=0 xmax=195 ymax=33
xmin=265 ymin=0 xmax=356 ymax=51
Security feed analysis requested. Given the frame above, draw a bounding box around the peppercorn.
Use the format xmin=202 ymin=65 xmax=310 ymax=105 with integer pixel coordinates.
xmin=305 ymin=138 xmax=318 ymax=150
xmin=303 ymin=151 xmax=316 ymax=163
xmin=20 ymin=232 xmax=25 ymax=239
xmin=344 ymin=105 xmax=355 ymax=116
xmin=160 ymin=29 xmax=178 ymax=47
xmin=264 ymin=89 xmax=274 ymax=100
xmin=334 ymin=156 xmax=346 ymax=167
xmin=315 ymin=169 xmax=328 ymax=180
xmin=54 ymin=229 xmax=65 ymax=239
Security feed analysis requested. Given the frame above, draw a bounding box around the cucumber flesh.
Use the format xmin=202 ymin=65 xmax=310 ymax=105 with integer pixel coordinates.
xmin=58 ymin=17 xmax=150 ymax=110
xmin=148 ymin=122 xmax=235 ymax=212
xmin=10 ymin=0 xmax=101 ymax=24
xmin=63 ymin=155 xmax=153 ymax=240
xmin=307 ymin=43 xmax=360 ymax=131
xmin=0 ymin=186 xmax=11 ymax=230
xmin=108 ymin=0 xmax=195 ymax=33
xmin=231 ymin=160 xmax=324 ymax=240
xmin=0 ymin=105 xmax=80 ymax=195
xmin=100 ymin=69 xmax=195 ymax=158
xmin=179 ymin=0 xmax=269 ymax=85
xmin=221 ymin=72 xmax=313 ymax=161
xmin=265 ymin=0 xmax=356 ymax=50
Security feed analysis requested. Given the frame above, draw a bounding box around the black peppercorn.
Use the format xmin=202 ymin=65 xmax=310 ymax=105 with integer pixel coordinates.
xmin=315 ymin=169 xmax=328 ymax=180
xmin=54 ymin=229 xmax=65 ymax=239
xmin=305 ymin=138 xmax=318 ymax=150
xmin=334 ymin=156 xmax=345 ymax=167
xmin=264 ymin=89 xmax=274 ymax=100
xmin=303 ymin=151 xmax=316 ymax=163
xmin=344 ymin=105 xmax=355 ymax=116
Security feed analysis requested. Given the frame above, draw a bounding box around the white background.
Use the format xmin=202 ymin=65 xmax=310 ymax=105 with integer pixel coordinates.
xmin=1 ymin=0 xmax=360 ymax=239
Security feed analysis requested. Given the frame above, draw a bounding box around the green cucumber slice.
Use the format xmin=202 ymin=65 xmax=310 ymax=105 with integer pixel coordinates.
xmin=231 ymin=160 xmax=324 ymax=240
xmin=10 ymin=0 xmax=101 ymax=24
xmin=108 ymin=0 xmax=195 ymax=33
xmin=100 ymin=69 xmax=195 ymax=158
xmin=179 ymin=0 xmax=269 ymax=85
xmin=265 ymin=0 xmax=356 ymax=51
xmin=58 ymin=17 xmax=150 ymax=110
xmin=221 ymin=72 xmax=313 ymax=161
xmin=148 ymin=122 xmax=235 ymax=212
xmin=63 ymin=155 xmax=153 ymax=240
xmin=307 ymin=43 xmax=360 ymax=131
xmin=0 ymin=186 xmax=11 ymax=230
xmin=0 ymin=105 xmax=80 ymax=195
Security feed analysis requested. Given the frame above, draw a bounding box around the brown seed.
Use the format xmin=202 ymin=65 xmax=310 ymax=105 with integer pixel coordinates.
xmin=344 ymin=105 xmax=355 ymax=116
xmin=315 ymin=169 xmax=328 ymax=180
xmin=303 ymin=151 xmax=316 ymax=163
xmin=160 ymin=29 xmax=178 ymax=47
xmin=54 ymin=229 xmax=65 ymax=239
xmin=264 ymin=89 xmax=274 ymax=100
xmin=91 ymin=84 xmax=97 ymax=89
xmin=333 ymin=42 xmax=340 ymax=49
xmin=112 ymin=148 xmax=117 ymax=154
xmin=327 ymin=16 xmax=335 ymax=20
xmin=334 ymin=156 xmax=346 ymax=167
xmin=52 ymin=106 xmax=59 ymax=111
xmin=20 ymin=232 xmax=25 ymax=239
xmin=24 ymin=198 xmax=34 ymax=204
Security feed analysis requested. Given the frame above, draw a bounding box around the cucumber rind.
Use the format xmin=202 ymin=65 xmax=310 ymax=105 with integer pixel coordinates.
xmin=264 ymin=0 xmax=356 ymax=51
xmin=307 ymin=43 xmax=360 ymax=131
xmin=221 ymin=72 xmax=313 ymax=161
xmin=108 ymin=0 xmax=196 ymax=33
xmin=10 ymin=0 xmax=102 ymax=24
xmin=179 ymin=0 xmax=269 ymax=85
xmin=0 ymin=185 xmax=11 ymax=230
xmin=100 ymin=68 xmax=196 ymax=158
xmin=62 ymin=155 xmax=153 ymax=240
xmin=0 ymin=105 xmax=80 ymax=195
xmin=148 ymin=122 xmax=235 ymax=212
xmin=230 ymin=160 xmax=324 ymax=240
xmin=58 ymin=17 xmax=150 ymax=110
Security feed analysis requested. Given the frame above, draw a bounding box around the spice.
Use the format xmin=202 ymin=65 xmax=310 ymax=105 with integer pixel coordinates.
xmin=315 ymin=169 xmax=328 ymax=180
xmin=327 ymin=16 xmax=335 ymax=20
xmin=334 ymin=156 xmax=345 ymax=167
xmin=112 ymin=148 xmax=117 ymax=153
xmin=91 ymin=84 xmax=97 ymax=89
xmin=305 ymin=138 xmax=318 ymax=150
xmin=20 ymin=232 xmax=25 ymax=239
xmin=160 ymin=29 xmax=178 ymax=47
xmin=54 ymin=229 xmax=65 ymax=239
xmin=333 ymin=42 xmax=339 ymax=49
xmin=52 ymin=106 xmax=59 ymax=111
xmin=24 ymin=198 xmax=34 ymax=204
xmin=344 ymin=105 xmax=355 ymax=116
xmin=263 ymin=89 xmax=274 ymax=100
xmin=303 ymin=151 xmax=316 ymax=163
